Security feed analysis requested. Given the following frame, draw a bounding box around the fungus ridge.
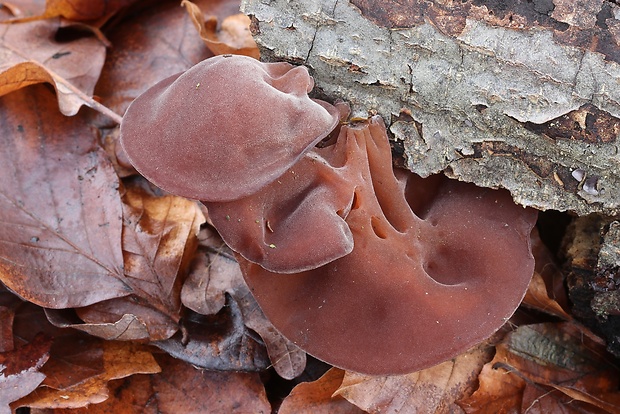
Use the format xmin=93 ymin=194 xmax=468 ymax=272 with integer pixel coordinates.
xmin=119 ymin=56 xmax=538 ymax=375
xmin=239 ymin=116 xmax=537 ymax=375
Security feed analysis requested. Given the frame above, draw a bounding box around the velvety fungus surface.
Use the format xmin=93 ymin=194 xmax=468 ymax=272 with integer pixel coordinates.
xmin=237 ymin=117 xmax=537 ymax=375
xmin=120 ymin=56 xmax=538 ymax=375
xmin=120 ymin=55 xmax=340 ymax=202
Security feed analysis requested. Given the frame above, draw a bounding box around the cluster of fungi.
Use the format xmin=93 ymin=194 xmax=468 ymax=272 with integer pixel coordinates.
xmin=120 ymin=55 xmax=537 ymax=375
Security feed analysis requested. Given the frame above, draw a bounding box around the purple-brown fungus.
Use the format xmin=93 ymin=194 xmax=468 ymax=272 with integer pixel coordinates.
xmin=120 ymin=54 xmax=340 ymax=202
xmin=237 ymin=117 xmax=537 ymax=374
xmin=120 ymin=56 xmax=538 ymax=375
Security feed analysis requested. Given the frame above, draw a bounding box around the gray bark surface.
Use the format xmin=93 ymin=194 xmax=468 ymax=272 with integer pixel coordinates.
xmin=242 ymin=0 xmax=620 ymax=215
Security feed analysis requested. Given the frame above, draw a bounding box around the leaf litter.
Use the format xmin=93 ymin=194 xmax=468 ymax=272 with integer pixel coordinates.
xmin=0 ymin=0 xmax=619 ymax=412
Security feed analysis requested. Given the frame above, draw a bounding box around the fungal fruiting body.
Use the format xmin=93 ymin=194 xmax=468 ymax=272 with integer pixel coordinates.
xmin=236 ymin=117 xmax=537 ymax=375
xmin=120 ymin=55 xmax=537 ymax=375
xmin=120 ymin=55 xmax=340 ymax=202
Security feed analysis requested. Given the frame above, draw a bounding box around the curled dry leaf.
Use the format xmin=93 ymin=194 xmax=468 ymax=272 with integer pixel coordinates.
xmin=36 ymin=0 xmax=139 ymax=22
xmin=334 ymin=342 xmax=494 ymax=414
xmin=76 ymin=298 xmax=177 ymax=340
xmin=0 ymin=85 xmax=128 ymax=308
xmin=0 ymin=18 xmax=118 ymax=120
xmin=154 ymin=297 xmax=270 ymax=372
xmin=44 ymin=298 xmax=167 ymax=342
xmin=181 ymin=0 xmax=259 ymax=58
xmin=279 ymin=368 xmax=364 ymax=414
xmin=522 ymin=229 xmax=571 ymax=320
xmin=0 ymin=333 xmax=52 ymax=414
xmin=182 ymin=226 xmax=307 ymax=379
xmin=459 ymin=322 xmax=620 ymax=413
xmin=119 ymin=180 xmax=205 ymax=335
xmin=0 ymin=1 xmax=45 ymax=20
xmin=15 ymin=341 xmax=160 ymax=410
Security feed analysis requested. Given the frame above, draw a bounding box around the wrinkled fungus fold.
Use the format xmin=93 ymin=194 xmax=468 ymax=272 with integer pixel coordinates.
xmin=120 ymin=55 xmax=538 ymax=375
xmin=238 ymin=117 xmax=537 ymax=375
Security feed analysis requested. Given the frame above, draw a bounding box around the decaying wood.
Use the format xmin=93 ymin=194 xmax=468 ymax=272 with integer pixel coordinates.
xmin=241 ymin=0 xmax=620 ymax=215
xmin=563 ymin=216 xmax=620 ymax=358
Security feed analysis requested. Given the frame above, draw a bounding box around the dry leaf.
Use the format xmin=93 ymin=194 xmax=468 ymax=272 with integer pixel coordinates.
xmin=37 ymin=335 xmax=105 ymax=391
xmin=522 ymin=229 xmax=571 ymax=319
xmin=0 ymin=86 xmax=202 ymax=327
xmin=44 ymin=299 xmax=162 ymax=342
xmin=0 ymin=1 xmax=45 ymax=20
xmin=335 ymin=342 xmax=494 ymax=414
xmin=34 ymin=375 xmax=158 ymax=414
xmin=279 ymin=368 xmax=364 ymax=414
xmin=154 ymin=296 xmax=270 ymax=372
xmin=0 ymin=17 xmax=118 ymax=119
xmin=150 ymin=354 xmax=270 ymax=413
xmin=181 ymin=0 xmax=259 ymax=58
xmin=182 ymin=247 xmax=236 ymax=315
xmin=460 ymin=323 xmax=620 ymax=413
xmin=8 ymin=303 xmax=159 ymax=410
xmin=120 ymin=180 xmax=205 ymax=331
xmin=0 ymin=333 xmax=51 ymax=414
xmin=0 ymin=85 xmax=128 ymax=308
xmin=238 ymin=287 xmax=307 ymax=380
xmin=93 ymin=1 xmax=212 ymax=120
xmin=42 ymin=181 xmax=206 ymax=341
xmin=34 ymin=354 xmax=271 ymax=413
xmin=182 ymin=226 xmax=307 ymax=379
xmin=3 ymin=0 xmax=136 ymax=23
xmin=16 ymin=341 xmax=160 ymax=410
xmin=38 ymin=0 xmax=138 ymax=22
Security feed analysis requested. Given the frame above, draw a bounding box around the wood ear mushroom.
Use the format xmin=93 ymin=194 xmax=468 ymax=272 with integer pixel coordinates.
xmin=120 ymin=56 xmax=538 ymax=375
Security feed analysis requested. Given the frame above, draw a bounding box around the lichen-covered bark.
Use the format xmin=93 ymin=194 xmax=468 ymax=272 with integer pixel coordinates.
xmin=241 ymin=0 xmax=620 ymax=215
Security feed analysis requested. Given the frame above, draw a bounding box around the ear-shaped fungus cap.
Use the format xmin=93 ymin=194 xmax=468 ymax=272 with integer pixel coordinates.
xmin=119 ymin=55 xmax=340 ymax=202
xmin=239 ymin=117 xmax=538 ymax=375
xmin=205 ymin=128 xmax=360 ymax=273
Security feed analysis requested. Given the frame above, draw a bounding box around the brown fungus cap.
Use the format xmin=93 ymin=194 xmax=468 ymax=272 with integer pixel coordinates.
xmin=205 ymin=116 xmax=359 ymax=273
xmin=239 ymin=117 xmax=538 ymax=375
xmin=119 ymin=55 xmax=340 ymax=202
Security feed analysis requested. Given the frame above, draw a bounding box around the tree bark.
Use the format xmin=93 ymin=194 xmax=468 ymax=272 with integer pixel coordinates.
xmin=242 ymin=0 xmax=620 ymax=215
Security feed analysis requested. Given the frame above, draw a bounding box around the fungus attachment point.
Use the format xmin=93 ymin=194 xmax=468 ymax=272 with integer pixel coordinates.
xmin=120 ymin=55 xmax=340 ymax=202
